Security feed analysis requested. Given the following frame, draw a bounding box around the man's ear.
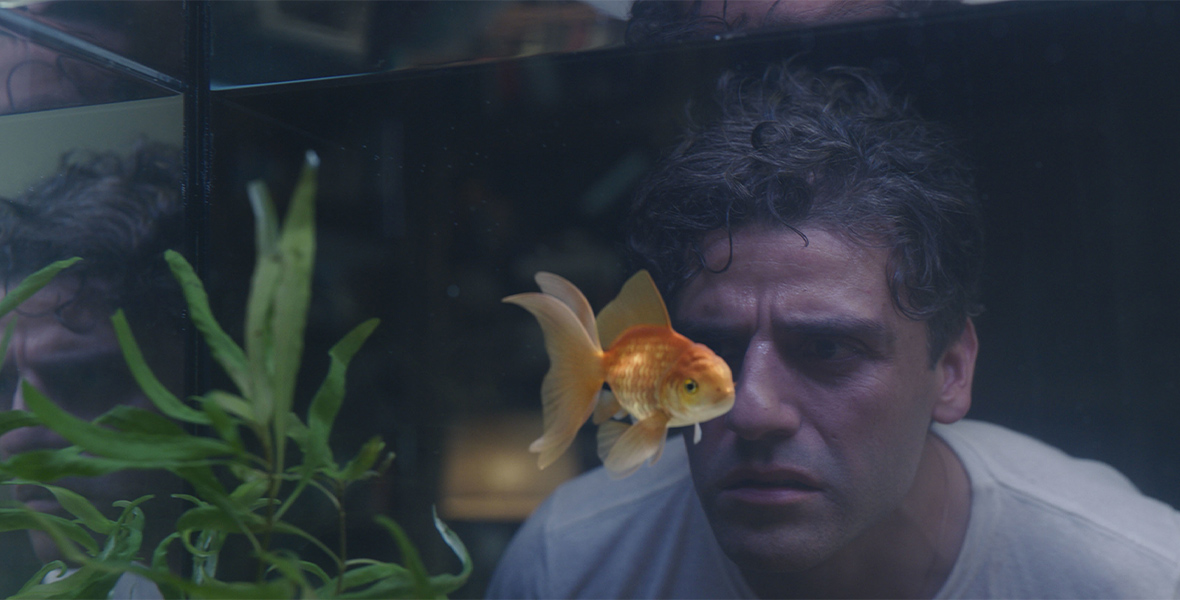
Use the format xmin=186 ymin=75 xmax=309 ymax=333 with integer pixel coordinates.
xmin=932 ymin=318 xmax=977 ymax=424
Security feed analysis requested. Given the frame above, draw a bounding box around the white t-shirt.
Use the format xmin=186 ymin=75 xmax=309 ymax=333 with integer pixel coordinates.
xmin=42 ymin=568 xmax=162 ymax=599
xmin=486 ymin=419 xmax=1180 ymax=599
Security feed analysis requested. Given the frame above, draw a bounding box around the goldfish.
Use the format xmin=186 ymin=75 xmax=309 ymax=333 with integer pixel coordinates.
xmin=503 ymin=270 xmax=735 ymax=478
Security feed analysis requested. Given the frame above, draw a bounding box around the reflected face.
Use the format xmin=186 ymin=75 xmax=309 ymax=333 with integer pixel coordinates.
xmin=675 ymin=226 xmax=946 ymax=573
xmin=0 ymin=20 xmax=124 ymax=115
xmin=0 ymin=277 xmax=184 ymax=561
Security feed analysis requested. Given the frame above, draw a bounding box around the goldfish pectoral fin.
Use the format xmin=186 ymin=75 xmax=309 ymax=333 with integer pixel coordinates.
xmin=596 ymin=270 xmax=671 ymax=349
xmin=603 ymin=412 xmax=670 ymax=479
xmin=504 ymin=292 xmax=605 ymax=469
xmin=592 ymin=389 xmax=624 ymax=425
xmin=535 ymin=272 xmax=600 ymax=349
xmin=694 ymin=422 xmax=702 ymax=444
xmin=596 ymin=418 xmax=629 ymax=464
xmin=650 ymin=428 xmax=667 ymax=466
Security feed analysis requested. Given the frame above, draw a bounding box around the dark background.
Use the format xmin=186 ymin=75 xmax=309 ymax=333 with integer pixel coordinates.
xmin=209 ymin=2 xmax=1180 ymax=595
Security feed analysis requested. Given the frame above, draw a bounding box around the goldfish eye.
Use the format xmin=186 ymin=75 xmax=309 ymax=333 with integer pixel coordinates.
xmin=684 ymin=379 xmax=699 ymax=394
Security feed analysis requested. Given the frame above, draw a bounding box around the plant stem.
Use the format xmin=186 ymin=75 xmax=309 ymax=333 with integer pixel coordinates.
xmin=335 ymin=483 xmax=347 ymax=597
xmin=256 ymin=436 xmax=279 ymax=584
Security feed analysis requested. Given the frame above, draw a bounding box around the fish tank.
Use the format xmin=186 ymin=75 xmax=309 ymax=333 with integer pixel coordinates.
xmin=0 ymin=1 xmax=1177 ymax=597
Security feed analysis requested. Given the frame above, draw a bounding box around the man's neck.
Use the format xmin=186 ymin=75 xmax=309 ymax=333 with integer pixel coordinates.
xmin=741 ymin=432 xmax=972 ymax=599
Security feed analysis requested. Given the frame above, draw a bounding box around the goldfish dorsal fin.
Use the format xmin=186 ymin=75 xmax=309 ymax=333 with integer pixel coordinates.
xmin=602 ymin=412 xmax=670 ymax=479
xmin=535 ymin=272 xmax=601 ymax=349
xmin=596 ymin=270 xmax=670 ymax=350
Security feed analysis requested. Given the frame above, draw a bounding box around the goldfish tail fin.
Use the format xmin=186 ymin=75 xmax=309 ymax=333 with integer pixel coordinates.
xmin=504 ymin=291 xmax=604 ymax=469
xmin=592 ymin=389 xmax=625 ymax=425
xmin=601 ymin=412 xmax=670 ymax=479
xmin=596 ymin=270 xmax=670 ymax=349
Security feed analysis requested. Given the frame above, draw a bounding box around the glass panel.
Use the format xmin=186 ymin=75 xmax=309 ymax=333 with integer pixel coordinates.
xmin=0 ymin=5 xmax=185 ymax=597
xmin=3 ymin=0 xmax=1175 ymax=597
xmin=0 ymin=95 xmax=185 ymax=595
xmin=211 ymin=0 xmax=630 ymax=88
xmin=0 ymin=1 xmax=183 ymax=81
xmin=208 ymin=2 xmax=1180 ymax=596
xmin=0 ymin=4 xmax=179 ymax=115
xmin=208 ymin=0 xmax=988 ymax=90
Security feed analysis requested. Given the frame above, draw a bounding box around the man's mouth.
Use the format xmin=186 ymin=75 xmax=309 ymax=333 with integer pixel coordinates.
xmin=718 ymin=467 xmax=823 ymax=504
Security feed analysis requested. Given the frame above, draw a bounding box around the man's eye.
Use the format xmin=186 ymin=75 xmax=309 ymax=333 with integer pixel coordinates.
xmin=800 ymin=338 xmax=858 ymax=362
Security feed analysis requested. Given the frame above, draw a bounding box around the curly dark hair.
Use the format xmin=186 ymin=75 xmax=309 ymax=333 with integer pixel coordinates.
xmin=626 ymin=64 xmax=984 ymax=363
xmin=0 ymin=140 xmax=185 ymax=332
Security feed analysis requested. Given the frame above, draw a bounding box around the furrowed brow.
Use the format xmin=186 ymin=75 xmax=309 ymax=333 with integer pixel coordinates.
xmin=674 ymin=321 xmax=747 ymax=345
xmin=777 ymin=316 xmax=895 ymax=349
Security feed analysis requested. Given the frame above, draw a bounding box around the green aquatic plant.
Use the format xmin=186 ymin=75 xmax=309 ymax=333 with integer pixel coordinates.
xmin=0 ymin=152 xmax=471 ymax=598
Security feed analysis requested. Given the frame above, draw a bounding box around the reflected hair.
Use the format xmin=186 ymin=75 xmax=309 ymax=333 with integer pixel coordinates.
xmin=0 ymin=140 xmax=184 ymax=332
xmin=626 ymin=63 xmax=984 ymax=363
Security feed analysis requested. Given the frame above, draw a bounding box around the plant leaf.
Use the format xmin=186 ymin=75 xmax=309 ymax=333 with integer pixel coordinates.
xmin=21 ymin=381 xmax=233 ymax=463
xmin=165 ymin=250 xmax=251 ymax=397
xmin=1 ymin=447 xmax=181 ymax=481
xmin=297 ymin=559 xmax=332 ymax=587
xmin=13 ymin=561 xmax=68 ymax=597
xmin=0 ymin=258 xmax=81 ymax=319
xmin=110 ymin=309 xmax=210 ymax=425
xmin=375 ymin=515 xmax=436 ymax=599
xmin=326 ymin=562 xmax=415 ymax=599
xmin=95 ymin=405 xmax=187 ymax=436
xmin=0 ymin=410 xmax=39 ymax=435
xmin=257 ymin=549 xmax=316 ymax=596
xmin=203 ymin=389 xmax=255 ymax=422
xmin=35 ymin=483 xmax=115 ymax=535
xmin=429 ymin=506 xmax=474 ymax=594
xmin=174 ymin=504 xmax=267 ymax=534
xmin=269 ymin=151 xmax=320 ymax=450
xmin=248 ymin=175 xmax=280 ymax=259
xmin=243 ymin=181 xmax=284 ymax=426
xmin=156 ymin=573 xmax=295 ymax=600
xmin=197 ymin=395 xmax=244 ymax=453
xmin=0 ymin=509 xmax=98 ymax=553
xmin=338 ymin=436 xmax=386 ymax=483
xmin=306 ymin=318 xmax=380 ymax=469
xmin=0 ymin=318 xmax=15 ymax=369
xmin=10 ymin=564 xmax=121 ymax=600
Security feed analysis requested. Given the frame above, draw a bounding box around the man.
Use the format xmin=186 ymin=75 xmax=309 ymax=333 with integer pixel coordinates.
xmin=487 ymin=65 xmax=1180 ymax=598
xmin=0 ymin=142 xmax=185 ymax=596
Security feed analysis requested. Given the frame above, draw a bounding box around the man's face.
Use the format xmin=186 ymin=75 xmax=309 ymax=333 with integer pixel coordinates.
xmin=675 ymin=225 xmax=963 ymax=573
xmin=0 ymin=277 xmax=184 ymax=562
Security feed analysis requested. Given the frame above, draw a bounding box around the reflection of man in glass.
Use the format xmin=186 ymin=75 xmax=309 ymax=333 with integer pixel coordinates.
xmin=0 ymin=2 xmax=182 ymax=115
xmin=0 ymin=142 xmax=186 ymax=573
xmin=626 ymin=0 xmax=926 ymax=44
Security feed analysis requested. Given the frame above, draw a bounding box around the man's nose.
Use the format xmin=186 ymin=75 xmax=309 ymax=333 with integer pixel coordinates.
xmin=724 ymin=339 xmax=801 ymax=440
